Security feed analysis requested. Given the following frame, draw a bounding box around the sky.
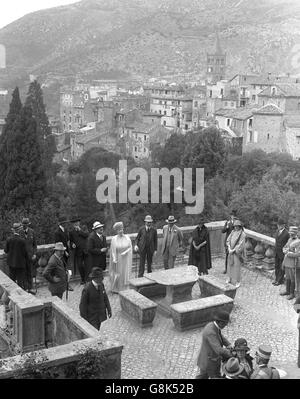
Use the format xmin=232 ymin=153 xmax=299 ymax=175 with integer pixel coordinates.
xmin=0 ymin=0 xmax=80 ymax=29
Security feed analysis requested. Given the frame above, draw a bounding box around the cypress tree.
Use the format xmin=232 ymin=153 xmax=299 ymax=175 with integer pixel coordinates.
xmin=25 ymin=80 xmax=56 ymax=178
xmin=3 ymin=105 xmax=46 ymax=210
xmin=0 ymin=87 xmax=22 ymax=206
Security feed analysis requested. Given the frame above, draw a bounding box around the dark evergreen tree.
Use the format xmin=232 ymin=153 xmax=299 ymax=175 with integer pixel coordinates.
xmin=0 ymin=87 xmax=22 ymax=206
xmin=25 ymin=80 xmax=56 ymax=178
xmin=3 ymin=105 xmax=46 ymax=210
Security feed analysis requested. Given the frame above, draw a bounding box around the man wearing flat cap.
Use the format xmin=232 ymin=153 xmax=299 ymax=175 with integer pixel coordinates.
xmin=251 ymin=345 xmax=280 ymax=379
xmin=79 ymin=267 xmax=112 ymax=330
xmin=161 ymin=216 xmax=183 ymax=269
xmin=20 ymin=218 xmax=37 ymax=295
xmin=87 ymin=221 xmax=107 ymax=272
xmin=196 ymin=310 xmax=232 ymax=379
xmin=4 ymin=223 xmax=30 ymax=290
xmin=280 ymin=226 xmax=300 ymax=300
xmin=43 ymin=242 xmax=69 ymax=299
xmin=273 ymin=218 xmax=289 ymax=286
xmin=134 ymin=215 xmax=157 ymax=277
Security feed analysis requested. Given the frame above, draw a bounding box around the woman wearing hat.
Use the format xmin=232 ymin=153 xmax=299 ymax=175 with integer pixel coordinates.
xmin=109 ymin=222 xmax=132 ymax=293
xmin=188 ymin=216 xmax=212 ymax=275
xmin=226 ymin=219 xmax=246 ymax=287
xmin=231 ymin=338 xmax=253 ymax=378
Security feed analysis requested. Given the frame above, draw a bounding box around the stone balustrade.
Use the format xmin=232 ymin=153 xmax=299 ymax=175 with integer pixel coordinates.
xmin=243 ymin=228 xmax=276 ymax=271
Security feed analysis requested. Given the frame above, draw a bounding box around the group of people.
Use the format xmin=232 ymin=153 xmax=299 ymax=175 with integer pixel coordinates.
xmin=196 ymin=310 xmax=280 ymax=379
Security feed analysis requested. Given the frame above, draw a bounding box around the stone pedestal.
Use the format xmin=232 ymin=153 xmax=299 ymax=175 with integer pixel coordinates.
xmin=262 ymin=245 xmax=275 ymax=270
xmin=156 ymin=281 xmax=196 ymax=317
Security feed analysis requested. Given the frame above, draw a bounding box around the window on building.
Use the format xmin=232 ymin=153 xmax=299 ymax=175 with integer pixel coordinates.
xmin=224 ymin=102 xmax=228 ymax=106
xmin=216 ymin=59 xmax=219 ymax=65
xmin=164 ymin=111 xmax=167 ymax=115
xmin=163 ymin=120 xmax=166 ymax=126
xmin=227 ymin=118 xmax=230 ymax=126
xmin=185 ymin=124 xmax=188 ymax=130
xmin=220 ymin=89 xmax=224 ymax=96
xmin=144 ymin=135 xmax=147 ymax=140
xmin=194 ymin=122 xmax=197 ymax=127
xmin=272 ymin=87 xmax=276 ymax=96
xmin=262 ymin=101 xmax=265 ymax=106
xmin=278 ymin=101 xmax=281 ymax=108
xmin=208 ymin=67 xmax=213 ymax=73
xmin=144 ymin=148 xmax=146 ymax=153
xmin=249 ymin=118 xmax=253 ymax=128
xmin=194 ymin=101 xmax=198 ymax=107
xmin=252 ymin=95 xmax=256 ymax=101
xmin=231 ymin=102 xmax=234 ymax=107
xmin=177 ymin=121 xmax=180 ymax=128
xmin=267 ymin=133 xmax=270 ymax=140
xmin=69 ymin=117 xmax=72 ymax=123
xmin=248 ymin=131 xmax=253 ymax=143
xmin=159 ymin=110 xmax=162 ymax=114
xmin=135 ymin=146 xmax=137 ymax=152
xmin=209 ymin=90 xmax=212 ymax=98
xmin=69 ymin=124 xmax=71 ymax=130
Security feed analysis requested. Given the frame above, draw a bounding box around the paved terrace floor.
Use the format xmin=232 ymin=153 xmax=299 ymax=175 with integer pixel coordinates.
xmin=36 ymin=257 xmax=300 ymax=379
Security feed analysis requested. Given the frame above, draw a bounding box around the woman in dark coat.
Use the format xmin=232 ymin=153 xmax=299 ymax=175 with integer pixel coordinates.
xmin=188 ymin=217 xmax=212 ymax=275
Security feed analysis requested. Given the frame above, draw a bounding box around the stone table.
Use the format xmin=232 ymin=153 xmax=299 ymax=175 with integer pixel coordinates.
xmin=144 ymin=266 xmax=199 ymax=316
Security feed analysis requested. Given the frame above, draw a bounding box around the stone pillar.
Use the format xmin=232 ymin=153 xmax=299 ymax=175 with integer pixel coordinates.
xmin=245 ymin=237 xmax=254 ymax=259
xmin=252 ymin=241 xmax=265 ymax=263
xmin=262 ymin=245 xmax=275 ymax=270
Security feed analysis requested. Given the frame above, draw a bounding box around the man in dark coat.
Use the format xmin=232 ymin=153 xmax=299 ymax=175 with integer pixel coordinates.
xmin=134 ymin=215 xmax=157 ymax=277
xmin=196 ymin=310 xmax=232 ymax=379
xmin=273 ymin=218 xmax=290 ymax=286
xmin=54 ymin=217 xmax=73 ymax=291
xmin=43 ymin=242 xmax=68 ymax=299
xmin=188 ymin=217 xmax=212 ymax=275
xmin=222 ymin=209 xmax=238 ymax=274
xmin=4 ymin=223 xmax=30 ymax=290
xmin=20 ymin=218 xmax=37 ymax=295
xmin=69 ymin=217 xmax=89 ymax=285
xmin=87 ymin=221 xmax=107 ymax=271
xmin=79 ymin=267 xmax=112 ymax=330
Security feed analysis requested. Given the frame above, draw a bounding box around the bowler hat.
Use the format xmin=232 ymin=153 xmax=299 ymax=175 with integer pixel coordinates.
xmin=277 ymin=218 xmax=286 ymax=226
xmin=54 ymin=242 xmax=66 ymax=251
xmin=12 ymin=222 xmax=23 ymax=231
xmin=215 ymin=310 xmax=230 ymax=323
xmin=166 ymin=215 xmax=177 ymax=223
xmin=234 ymin=338 xmax=250 ymax=351
xmin=89 ymin=267 xmax=103 ymax=279
xmin=256 ymin=345 xmax=272 ymax=360
xmin=144 ymin=215 xmax=153 ymax=223
xmin=92 ymin=221 xmax=104 ymax=230
xmin=223 ymin=357 xmax=244 ymax=377
xmin=21 ymin=218 xmax=30 ymax=226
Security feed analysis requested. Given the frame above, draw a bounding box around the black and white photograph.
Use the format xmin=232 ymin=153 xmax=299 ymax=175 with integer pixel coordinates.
xmin=0 ymin=0 xmax=300 ymax=384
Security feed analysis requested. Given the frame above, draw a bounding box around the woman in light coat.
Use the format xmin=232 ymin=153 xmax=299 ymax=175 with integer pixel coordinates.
xmin=226 ymin=219 xmax=245 ymax=287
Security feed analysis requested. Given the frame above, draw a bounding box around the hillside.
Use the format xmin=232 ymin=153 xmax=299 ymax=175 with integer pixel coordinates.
xmin=0 ymin=0 xmax=300 ymax=88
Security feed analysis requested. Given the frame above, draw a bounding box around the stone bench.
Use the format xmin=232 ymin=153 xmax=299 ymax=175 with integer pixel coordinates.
xmin=170 ymin=294 xmax=234 ymax=331
xmin=119 ymin=289 xmax=158 ymax=328
xmin=198 ymin=275 xmax=237 ymax=299
xmin=129 ymin=277 xmax=166 ymax=298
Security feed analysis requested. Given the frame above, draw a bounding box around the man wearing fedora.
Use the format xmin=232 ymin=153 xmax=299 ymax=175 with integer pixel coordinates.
xmin=251 ymin=345 xmax=280 ymax=379
xmin=134 ymin=215 xmax=157 ymax=277
xmin=196 ymin=310 xmax=232 ymax=379
xmin=161 ymin=216 xmax=183 ymax=270
xmin=4 ymin=223 xmax=30 ymax=290
xmin=222 ymin=357 xmax=246 ymax=379
xmin=20 ymin=218 xmax=37 ymax=295
xmin=87 ymin=221 xmax=107 ymax=272
xmin=280 ymin=226 xmax=300 ymax=300
xmin=273 ymin=218 xmax=290 ymax=286
xmin=69 ymin=217 xmax=89 ymax=285
xmin=79 ymin=267 xmax=112 ymax=330
xmin=43 ymin=242 xmax=69 ymax=299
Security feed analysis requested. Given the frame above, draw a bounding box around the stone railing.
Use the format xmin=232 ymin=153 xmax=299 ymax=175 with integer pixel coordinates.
xmin=243 ymin=228 xmax=276 ymax=271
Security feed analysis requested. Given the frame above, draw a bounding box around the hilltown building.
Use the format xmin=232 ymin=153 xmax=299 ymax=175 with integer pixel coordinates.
xmin=206 ymin=33 xmax=226 ymax=84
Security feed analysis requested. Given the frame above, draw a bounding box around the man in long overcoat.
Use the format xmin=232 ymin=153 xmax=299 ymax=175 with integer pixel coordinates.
xmin=196 ymin=311 xmax=232 ymax=379
xmin=69 ymin=217 xmax=89 ymax=284
xmin=20 ymin=218 xmax=37 ymax=294
xmin=272 ymin=218 xmax=289 ymax=286
xmin=79 ymin=267 xmax=112 ymax=330
xmin=87 ymin=221 xmax=107 ymax=271
xmin=134 ymin=215 xmax=157 ymax=277
xmin=161 ymin=215 xmax=183 ymax=269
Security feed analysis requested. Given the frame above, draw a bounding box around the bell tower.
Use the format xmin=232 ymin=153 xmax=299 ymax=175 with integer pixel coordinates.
xmin=206 ymin=32 xmax=226 ymax=84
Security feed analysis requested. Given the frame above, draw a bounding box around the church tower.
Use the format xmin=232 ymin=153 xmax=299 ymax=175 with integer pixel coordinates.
xmin=206 ymin=32 xmax=226 ymax=84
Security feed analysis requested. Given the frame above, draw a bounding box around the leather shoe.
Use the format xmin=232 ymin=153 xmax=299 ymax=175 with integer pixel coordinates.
xmin=280 ymin=291 xmax=288 ymax=296
xmin=27 ymin=290 xmax=36 ymax=295
xmin=223 ymin=271 xmax=227 ymax=274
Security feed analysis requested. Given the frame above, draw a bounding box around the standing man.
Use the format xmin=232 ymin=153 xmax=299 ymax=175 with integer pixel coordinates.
xmin=251 ymin=345 xmax=280 ymax=379
xmin=273 ymin=218 xmax=290 ymax=286
xmin=79 ymin=267 xmax=112 ymax=330
xmin=196 ymin=310 xmax=232 ymax=379
xmin=161 ymin=216 xmax=183 ymax=270
xmin=43 ymin=242 xmax=68 ymax=299
xmin=20 ymin=218 xmax=37 ymax=295
xmin=222 ymin=209 xmax=237 ymax=274
xmin=69 ymin=217 xmax=89 ymax=285
xmin=134 ymin=215 xmax=157 ymax=277
xmin=4 ymin=223 xmax=29 ymax=290
xmin=54 ymin=217 xmax=73 ymax=291
xmin=293 ymin=297 xmax=300 ymax=368
xmin=87 ymin=221 xmax=107 ymax=272
xmin=280 ymin=226 xmax=300 ymax=300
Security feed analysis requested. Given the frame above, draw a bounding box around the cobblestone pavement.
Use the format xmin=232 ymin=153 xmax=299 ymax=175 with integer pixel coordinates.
xmin=36 ymin=258 xmax=300 ymax=379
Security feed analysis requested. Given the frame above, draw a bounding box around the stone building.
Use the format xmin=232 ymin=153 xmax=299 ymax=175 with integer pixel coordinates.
xmin=215 ymin=107 xmax=255 ymax=139
xmin=206 ymin=33 xmax=226 ymax=84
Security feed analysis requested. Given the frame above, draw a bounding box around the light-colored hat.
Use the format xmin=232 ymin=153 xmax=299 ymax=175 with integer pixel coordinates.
xmin=144 ymin=215 xmax=153 ymax=223
xmin=166 ymin=215 xmax=177 ymax=223
xmin=54 ymin=242 xmax=66 ymax=251
xmin=92 ymin=221 xmax=104 ymax=230
xmin=289 ymin=226 xmax=298 ymax=234
xmin=222 ymin=357 xmax=244 ymax=378
xmin=113 ymin=221 xmax=124 ymax=231
xmin=233 ymin=219 xmax=243 ymax=227
xmin=12 ymin=223 xmax=23 ymax=231
xmin=256 ymin=345 xmax=272 ymax=360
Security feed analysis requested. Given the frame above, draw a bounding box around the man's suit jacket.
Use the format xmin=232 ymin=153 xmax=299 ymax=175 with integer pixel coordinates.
xmin=20 ymin=227 xmax=37 ymax=259
xmin=43 ymin=253 xmax=68 ymax=295
xmin=275 ymin=228 xmax=290 ymax=259
xmin=54 ymin=227 xmax=69 ymax=250
xmin=161 ymin=224 xmax=183 ymax=256
xmin=87 ymin=231 xmax=107 ymax=270
xmin=4 ymin=234 xmax=29 ymax=270
xmin=197 ymin=321 xmax=231 ymax=372
xmin=79 ymin=281 xmax=111 ymax=327
xmin=135 ymin=226 xmax=157 ymax=254
xmin=69 ymin=228 xmax=89 ymax=256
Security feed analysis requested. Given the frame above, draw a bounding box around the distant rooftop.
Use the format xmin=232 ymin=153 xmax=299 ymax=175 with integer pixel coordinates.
xmin=215 ymin=107 xmax=256 ymax=120
xmin=253 ymin=104 xmax=283 ymax=115
xmin=259 ymin=83 xmax=300 ymax=98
